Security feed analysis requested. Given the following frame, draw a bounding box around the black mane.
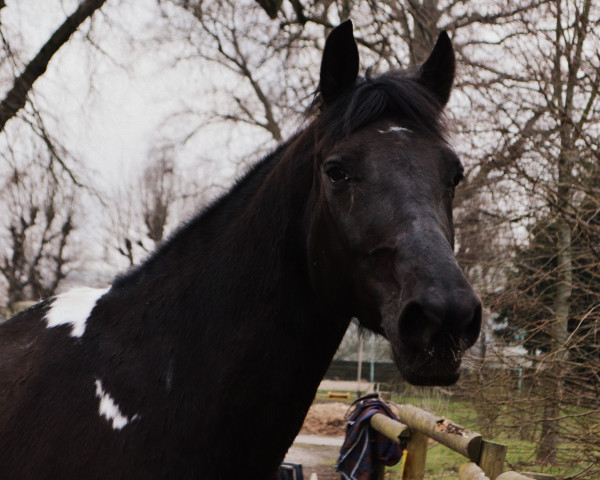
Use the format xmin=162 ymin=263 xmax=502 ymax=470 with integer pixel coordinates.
xmin=308 ymin=69 xmax=448 ymax=148
xmin=112 ymin=137 xmax=295 ymax=290
xmin=117 ymin=70 xmax=448 ymax=290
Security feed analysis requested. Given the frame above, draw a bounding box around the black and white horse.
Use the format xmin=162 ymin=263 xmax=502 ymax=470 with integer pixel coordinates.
xmin=0 ymin=21 xmax=480 ymax=479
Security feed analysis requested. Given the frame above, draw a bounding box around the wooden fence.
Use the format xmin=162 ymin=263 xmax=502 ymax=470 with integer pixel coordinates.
xmin=370 ymin=404 xmax=557 ymax=480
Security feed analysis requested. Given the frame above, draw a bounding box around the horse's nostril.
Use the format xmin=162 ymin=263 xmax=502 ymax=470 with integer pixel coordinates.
xmin=398 ymin=300 xmax=443 ymax=350
xmin=451 ymin=293 xmax=482 ymax=348
xmin=398 ymin=294 xmax=482 ymax=350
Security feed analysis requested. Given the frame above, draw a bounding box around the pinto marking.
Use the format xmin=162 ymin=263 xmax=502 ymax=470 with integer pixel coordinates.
xmin=44 ymin=287 xmax=109 ymax=337
xmin=94 ymin=379 xmax=138 ymax=430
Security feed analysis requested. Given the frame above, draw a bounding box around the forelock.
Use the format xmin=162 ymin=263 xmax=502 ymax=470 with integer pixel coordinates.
xmin=307 ymin=69 xmax=447 ymax=148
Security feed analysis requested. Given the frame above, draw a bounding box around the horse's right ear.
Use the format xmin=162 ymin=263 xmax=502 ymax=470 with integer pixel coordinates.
xmin=319 ymin=20 xmax=359 ymax=104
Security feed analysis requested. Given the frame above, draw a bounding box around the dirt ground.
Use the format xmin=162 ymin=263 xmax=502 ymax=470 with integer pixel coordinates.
xmin=284 ymin=402 xmax=349 ymax=479
xmin=299 ymin=401 xmax=349 ymax=436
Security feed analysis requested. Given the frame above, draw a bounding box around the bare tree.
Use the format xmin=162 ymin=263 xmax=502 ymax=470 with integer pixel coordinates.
xmin=106 ymin=148 xmax=202 ymax=268
xmin=450 ymin=0 xmax=600 ymax=470
xmin=0 ymin=156 xmax=77 ymax=311
xmin=140 ymin=149 xmax=178 ymax=244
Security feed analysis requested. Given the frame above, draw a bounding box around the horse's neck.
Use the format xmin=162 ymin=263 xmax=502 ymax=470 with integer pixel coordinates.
xmin=103 ymin=134 xmax=349 ymax=472
xmin=116 ymin=135 xmax=347 ymax=390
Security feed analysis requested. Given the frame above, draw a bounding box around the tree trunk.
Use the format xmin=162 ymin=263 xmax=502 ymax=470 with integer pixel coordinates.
xmin=407 ymin=0 xmax=442 ymax=66
xmin=535 ymin=0 xmax=590 ymax=462
xmin=536 ymin=218 xmax=571 ymax=464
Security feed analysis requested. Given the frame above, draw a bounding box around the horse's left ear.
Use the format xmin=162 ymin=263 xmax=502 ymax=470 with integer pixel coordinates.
xmin=416 ymin=31 xmax=455 ymax=107
xmin=319 ymin=20 xmax=359 ymax=104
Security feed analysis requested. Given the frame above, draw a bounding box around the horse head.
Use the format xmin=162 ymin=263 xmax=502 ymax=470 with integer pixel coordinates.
xmin=307 ymin=21 xmax=481 ymax=386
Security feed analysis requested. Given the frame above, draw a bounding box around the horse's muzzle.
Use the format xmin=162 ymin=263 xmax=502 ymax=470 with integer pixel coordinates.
xmin=386 ymin=288 xmax=482 ymax=386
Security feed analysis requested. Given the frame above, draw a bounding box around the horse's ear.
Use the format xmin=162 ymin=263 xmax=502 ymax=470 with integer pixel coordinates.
xmin=416 ymin=31 xmax=455 ymax=107
xmin=319 ymin=20 xmax=359 ymax=104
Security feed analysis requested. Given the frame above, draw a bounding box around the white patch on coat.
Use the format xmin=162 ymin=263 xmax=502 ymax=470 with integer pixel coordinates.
xmin=44 ymin=287 xmax=109 ymax=337
xmin=377 ymin=126 xmax=412 ymax=135
xmin=94 ymin=379 xmax=139 ymax=430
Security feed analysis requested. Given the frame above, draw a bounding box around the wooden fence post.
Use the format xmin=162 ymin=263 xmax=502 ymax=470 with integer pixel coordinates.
xmin=478 ymin=440 xmax=507 ymax=480
xmin=402 ymin=430 xmax=428 ymax=480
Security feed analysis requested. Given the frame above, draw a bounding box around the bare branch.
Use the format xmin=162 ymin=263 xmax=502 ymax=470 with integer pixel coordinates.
xmin=0 ymin=0 xmax=108 ymax=133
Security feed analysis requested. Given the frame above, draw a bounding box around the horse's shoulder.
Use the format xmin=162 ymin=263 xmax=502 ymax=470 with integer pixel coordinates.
xmin=0 ymin=301 xmax=53 ymax=370
xmin=0 ymin=303 xmax=72 ymax=427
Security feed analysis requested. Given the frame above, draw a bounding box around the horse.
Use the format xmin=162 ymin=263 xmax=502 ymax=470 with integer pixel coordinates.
xmin=0 ymin=20 xmax=481 ymax=479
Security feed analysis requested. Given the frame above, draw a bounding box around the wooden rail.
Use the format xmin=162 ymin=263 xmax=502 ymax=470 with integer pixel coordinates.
xmin=368 ymin=404 xmax=555 ymax=480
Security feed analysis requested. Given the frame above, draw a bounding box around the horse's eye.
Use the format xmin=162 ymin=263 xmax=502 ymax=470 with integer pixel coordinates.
xmin=325 ymin=164 xmax=349 ymax=184
xmin=452 ymin=171 xmax=464 ymax=187
xmin=449 ymin=171 xmax=464 ymax=198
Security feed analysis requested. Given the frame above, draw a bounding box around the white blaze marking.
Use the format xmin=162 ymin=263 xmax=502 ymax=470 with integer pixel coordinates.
xmin=377 ymin=126 xmax=413 ymax=135
xmin=44 ymin=287 xmax=109 ymax=337
xmin=94 ymin=379 xmax=138 ymax=430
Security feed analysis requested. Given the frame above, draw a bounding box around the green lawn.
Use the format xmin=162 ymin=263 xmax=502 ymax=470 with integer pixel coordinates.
xmin=383 ymin=436 xmax=594 ymax=479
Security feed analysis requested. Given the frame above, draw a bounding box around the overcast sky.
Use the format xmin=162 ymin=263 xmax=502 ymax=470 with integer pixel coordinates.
xmin=1 ymin=0 xmax=266 ymax=195
xmin=0 ymin=0 xmax=290 ymax=281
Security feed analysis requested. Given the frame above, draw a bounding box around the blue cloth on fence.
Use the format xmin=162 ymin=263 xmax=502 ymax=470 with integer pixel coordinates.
xmin=335 ymin=394 xmax=404 ymax=480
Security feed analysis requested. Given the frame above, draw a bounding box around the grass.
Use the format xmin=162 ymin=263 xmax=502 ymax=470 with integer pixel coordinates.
xmin=383 ymin=437 xmax=593 ymax=479
xmin=377 ymin=439 xmax=532 ymax=479
xmin=380 ymin=395 xmax=594 ymax=479
xmin=312 ymin=388 xmax=599 ymax=479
